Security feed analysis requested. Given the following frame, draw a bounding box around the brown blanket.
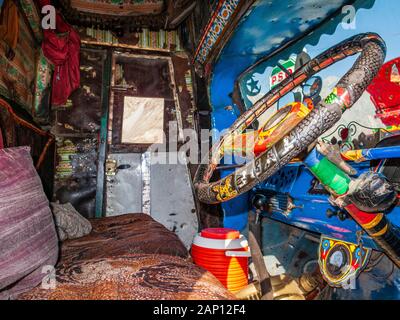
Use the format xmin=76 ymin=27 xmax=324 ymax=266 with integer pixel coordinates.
xmin=59 ymin=214 xmax=189 ymax=265
xmin=18 ymin=254 xmax=235 ymax=300
xmin=18 ymin=214 xmax=235 ymax=300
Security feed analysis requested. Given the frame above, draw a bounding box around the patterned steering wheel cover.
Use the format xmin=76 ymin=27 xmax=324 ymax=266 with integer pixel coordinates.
xmin=194 ymin=33 xmax=386 ymax=204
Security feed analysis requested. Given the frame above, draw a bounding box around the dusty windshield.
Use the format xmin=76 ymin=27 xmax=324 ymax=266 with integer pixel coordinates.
xmin=238 ymin=0 xmax=400 ymax=152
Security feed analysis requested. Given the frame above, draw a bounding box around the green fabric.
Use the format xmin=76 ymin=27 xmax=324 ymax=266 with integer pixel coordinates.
xmin=309 ymin=157 xmax=350 ymax=195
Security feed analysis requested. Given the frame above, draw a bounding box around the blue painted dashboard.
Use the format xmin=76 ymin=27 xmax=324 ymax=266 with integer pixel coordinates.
xmin=208 ymin=0 xmax=400 ymax=250
xmin=252 ymin=161 xmax=400 ymax=250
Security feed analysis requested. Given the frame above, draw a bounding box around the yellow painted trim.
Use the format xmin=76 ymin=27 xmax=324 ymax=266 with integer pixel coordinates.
xmin=362 ymin=213 xmax=384 ymax=230
xmin=371 ymin=224 xmax=388 ymax=237
xmin=341 ymin=150 xmax=364 ymax=162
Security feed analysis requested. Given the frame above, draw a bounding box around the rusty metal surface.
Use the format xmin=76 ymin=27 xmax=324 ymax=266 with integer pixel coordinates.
xmin=171 ymin=54 xmax=196 ymax=131
xmin=105 ymin=52 xmax=199 ymax=248
xmin=52 ymin=49 xmax=105 ymax=135
xmin=51 ymin=48 xmax=106 ymax=218
xmin=109 ymin=53 xmax=182 ymax=153
xmin=53 ymin=137 xmax=98 ymax=218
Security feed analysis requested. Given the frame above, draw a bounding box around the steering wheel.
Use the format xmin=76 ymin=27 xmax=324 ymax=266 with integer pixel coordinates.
xmin=194 ymin=33 xmax=386 ymax=204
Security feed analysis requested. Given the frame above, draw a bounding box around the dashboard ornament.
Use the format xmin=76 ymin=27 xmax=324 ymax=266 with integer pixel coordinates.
xmin=318 ymin=236 xmax=371 ymax=288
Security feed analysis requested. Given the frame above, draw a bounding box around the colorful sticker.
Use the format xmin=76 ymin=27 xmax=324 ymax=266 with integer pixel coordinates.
xmin=324 ymin=87 xmax=351 ymax=110
xmin=269 ymin=56 xmax=296 ymax=89
xmin=212 ymin=176 xmax=238 ymax=202
xmin=324 ymin=87 xmax=340 ymax=105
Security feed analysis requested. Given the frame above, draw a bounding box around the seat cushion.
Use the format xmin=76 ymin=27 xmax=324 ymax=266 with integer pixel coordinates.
xmin=17 ymin=214 xmax=235 ymax=300
xmin=18 ymin=254 xmax=235 ymax=300
xmin=0 ymin=147 xmax=58 ymax=300
xmin=58 ymin=213 xmax=189 ymax=266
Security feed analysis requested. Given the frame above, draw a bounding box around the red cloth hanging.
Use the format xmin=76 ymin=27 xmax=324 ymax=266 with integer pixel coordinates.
xmin=39 ymin=0 xmax=80 ymax=106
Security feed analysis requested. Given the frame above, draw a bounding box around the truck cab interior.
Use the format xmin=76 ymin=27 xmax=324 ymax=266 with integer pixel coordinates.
xmin=1 ymin=0 xmax=400 ymax=301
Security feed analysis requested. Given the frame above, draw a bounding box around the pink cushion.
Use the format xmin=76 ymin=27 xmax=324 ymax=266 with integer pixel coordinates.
xmin=0 ymin=146 xmax=58 ymax=300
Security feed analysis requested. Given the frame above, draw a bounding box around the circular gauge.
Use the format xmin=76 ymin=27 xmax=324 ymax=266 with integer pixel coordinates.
xmin=325 ymin=244 xmax=351 ymax=279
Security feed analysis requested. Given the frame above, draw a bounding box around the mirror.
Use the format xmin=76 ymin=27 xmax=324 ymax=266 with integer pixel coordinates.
xmin=302 ymin=76 xmax=323 ymax=99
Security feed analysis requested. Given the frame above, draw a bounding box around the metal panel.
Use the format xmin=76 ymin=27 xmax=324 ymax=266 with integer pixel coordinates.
xmin=104 ymin=51 xmax=198 ymax=248
xmin=150 ymin=155 xmax=198 ymax=249
xmin=105 ymin=151 xmax=198 ymax=248
xmin=105 ymin=153 xmax=143 ymax=216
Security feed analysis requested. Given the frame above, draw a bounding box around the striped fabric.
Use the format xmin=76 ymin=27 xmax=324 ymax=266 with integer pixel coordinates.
xmin=81 ymin=27 xmax=182 ymax=51
xmin=0 ymin=147 xmax=58 ymax=300
xmin=0 ymin=2 xmax=36 ymax=110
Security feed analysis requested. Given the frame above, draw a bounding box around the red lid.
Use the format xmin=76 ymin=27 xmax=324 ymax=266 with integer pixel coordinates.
xmin=200 ymin=228 xmax=240 ymax=240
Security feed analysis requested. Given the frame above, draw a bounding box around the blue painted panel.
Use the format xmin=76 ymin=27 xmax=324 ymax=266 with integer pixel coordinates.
xmin=253 ymin=162 xmax=384 ymax=249
xmin=361 ymin=146 xmax=400 ymax=161
xmin=209 ymin=0 xmax=400 ymax=244
xmin=210 ymin=0 xmax=367 ymax=228
xmin=255 ymin=160 xmax=400 ymax=250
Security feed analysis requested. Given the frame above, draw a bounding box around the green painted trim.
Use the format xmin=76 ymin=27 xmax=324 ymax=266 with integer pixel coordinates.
xmin=95 ymin=50 xmax=112 ymax=218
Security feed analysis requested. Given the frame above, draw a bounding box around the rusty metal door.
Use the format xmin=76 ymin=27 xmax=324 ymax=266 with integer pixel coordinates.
xmin=103 ymin=52 xmax=198 ymax=248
